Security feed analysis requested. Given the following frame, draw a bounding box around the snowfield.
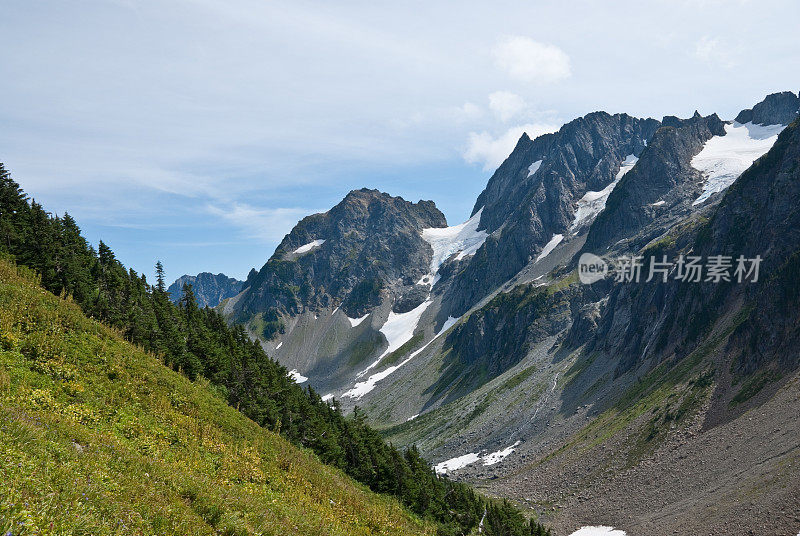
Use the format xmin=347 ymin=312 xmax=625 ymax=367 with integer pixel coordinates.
xmin=438 ymin=315 xmax=459 ymax=335
xmin=288 ymin=369 xmax=308 ymax=383
xmin=341 ymin=337 xmax=434 ymax=400
xmin=342 ymin=306 xmax=462 ymax=400
xmin=419 ymin=208 xmax=488 ymax=286
xmin=536 ymin=233 xmax=564 ymax=263
xmin=435 ymin=440 xmax=521 ymax=474
xmin=527 ymin=159 xmax=543 ymax=177
xmin=347 ymin=313 xmax=370 ymax=327
xmin=692 ymin=121 xmax=785 ymax=206
xmin=434 ymin=452 xmax=481 ymax=475
xmin=293 ymin=239 xmax=325 ymax=254
xmin=483 ymin=441 xmax=521 ymax=466
xmin=355 ymin=299 xmax=432 ymax=377
xmin=571 ymin=154 xmax=637 ymax=232
xmin=567 ymin=527 xmax=626 ymax=536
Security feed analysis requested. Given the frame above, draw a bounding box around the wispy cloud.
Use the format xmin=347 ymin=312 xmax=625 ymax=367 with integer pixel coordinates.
xmin=693 ymin=36 xmax=737 ymax=68
xmin=463 ymin=123 xmax=560 ymax=171
xmin=492 ymin=36 xmax=571 ymax=84
xmin=488 ymin=91 xmax=527 ymax=122
xmin=206 ymin=203 xmax=319 ymax=244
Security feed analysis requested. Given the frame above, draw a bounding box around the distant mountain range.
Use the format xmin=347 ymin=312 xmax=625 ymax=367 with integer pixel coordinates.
xmin=167 ymin=272 xmax=245 ymax=308
xmin=202 ymin=91 xmax=800 ymax=534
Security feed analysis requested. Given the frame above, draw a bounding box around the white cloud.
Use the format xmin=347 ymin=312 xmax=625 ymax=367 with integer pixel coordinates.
xmin=694 ymin=36 xmax=736 ymax=67
xmin=489 ymin=91 xmax=526 ymax=122
xmin=463 ymin=123 xmax=560 ymax=171
xmin=206 ymin=203 xmax=318 ymax=244
xmin=400 ymin=101 xmax=483 ymax=128
xmin=492 ymin=36 xmax=571 ymax=83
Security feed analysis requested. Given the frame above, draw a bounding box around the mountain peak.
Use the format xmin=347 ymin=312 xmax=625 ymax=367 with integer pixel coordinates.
xmin=167 ymin=272 xmax=244 ymax=308
xmin=735 ymin=91 xmax=800 ymax=126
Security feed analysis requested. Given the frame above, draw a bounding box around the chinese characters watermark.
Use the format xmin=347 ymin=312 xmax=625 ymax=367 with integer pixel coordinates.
xmin=578 ymin=253 xmax=761 ymax=285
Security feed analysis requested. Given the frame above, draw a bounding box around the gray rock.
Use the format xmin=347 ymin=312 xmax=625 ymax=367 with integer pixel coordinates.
xmin=445 ymin=112 xmax=660 ymax=316
xmin=230 ymin=188 xmax=446 ymax=322
xmin=734 ymin=91 xmax=799 ymax=126
xmin=168 ymin=272 xmax=244 ymax=308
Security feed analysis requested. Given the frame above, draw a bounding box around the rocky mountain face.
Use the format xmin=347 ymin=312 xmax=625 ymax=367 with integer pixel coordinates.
xmin=213 ymin=92 xmax=800 ymax=534
xmin=735 ymin=90 xmax=799 ymax=125
xmin=586 ymin=116 xmax=800 ymax=380
xmin=583 ymin=112 xmax=726 ymax=252
xmin=230 ymin=188 xmax=445 ymax=323
xmin=168 ymin=272 xmax=244 ymax=308
xmin=441 ymin=113 xmax=660 ymax=316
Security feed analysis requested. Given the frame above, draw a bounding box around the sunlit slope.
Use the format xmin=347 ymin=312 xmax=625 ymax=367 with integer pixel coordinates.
xmin=0 ymin=258 xmax=433 ymax=536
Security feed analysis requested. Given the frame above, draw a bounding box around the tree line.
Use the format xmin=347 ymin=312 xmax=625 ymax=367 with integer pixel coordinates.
xmin=0 ymin=163 xmax=550 ymax=536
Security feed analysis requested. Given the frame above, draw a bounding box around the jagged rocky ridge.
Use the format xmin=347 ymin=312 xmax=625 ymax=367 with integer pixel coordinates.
xmin=230 ymin=188 xmax=444 ymax=322
xmin=214 ymin=92 xmax=800 ymax=534
xmin=442 ymin=113 xmax=660 ymax=316
xmin=168 ymin=272 xmax=244 ymax=308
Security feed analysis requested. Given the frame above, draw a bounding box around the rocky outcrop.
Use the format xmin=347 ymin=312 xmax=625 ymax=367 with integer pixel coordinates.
xmin=443 ymin=113 xmax=660 ymax=316
xmin=231 ymin=188 xmax=446 ymax=324
xmin=734 ymin=90 xmax=799 ymax=126
xmin=583 ymin=112 xmax=726 ymax=253
xmin=168 ymin=272 xmax=244 ymax=308
xmin=584 ymin=117 xmax=800 ymax=378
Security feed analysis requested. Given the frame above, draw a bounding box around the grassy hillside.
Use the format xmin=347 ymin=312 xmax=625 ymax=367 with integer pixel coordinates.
xmin=0 ymin=257 xmax=434 ymax=536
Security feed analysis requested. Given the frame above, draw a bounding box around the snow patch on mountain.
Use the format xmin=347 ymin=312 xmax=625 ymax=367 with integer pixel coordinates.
xmin=434 ymin=452 xmax=482 ymax=475
xmin=347 ymin=313 xmax=370 ymax=327
xmin=293 ymin=239 xmax=325 ymax=254
xmin=571 ymin=154 xmax=637 ymax=232
xmin=567 ymin=527 xmax=626 ymax=536
xmin=288 ymin=370 xmax=308 ymax=383
xmin=343 ymin=304 xmax=459 ymax=400
xmin=355 ymin=299 xmax=432 ymax=379
xmin=420 ymin=208 xmax=488 ymax=286
xmin=342 ymin=338 xmax=433 ymax=400
xmin=536 ymin=234 xmax=564 ymax=263
xmin=692 ymin=121 xmax=785 ymax=206
xmin=482 ymin=441 xmax=521 ymax=466
xmin=527 ymin=159 xmax=543 ymax=178
xmin=435 ymin=440 xmax=521 ymax=474
xmin=438 ymin=316 xmax=459 ymax=335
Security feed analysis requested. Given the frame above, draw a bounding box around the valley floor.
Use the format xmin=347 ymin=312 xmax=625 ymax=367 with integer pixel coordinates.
xmin=479 ymin=371 xmax=800 ymax=536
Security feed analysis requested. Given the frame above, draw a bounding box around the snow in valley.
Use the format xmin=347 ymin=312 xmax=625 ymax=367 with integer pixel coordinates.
xmin=342 ymin=310 xmax=462 ymax=400
xmin=567 ymin=527 xmax=626 ymax=536
xmin=434 ymin=441 xmax=522 ymax=474
xmin=288 ymin=369 xmax=308 ymax=383
xmin=570 ymin=154 xmax=637 ymax=232
xmin=692 ymin=121 xmax=785 ymax=205
xmin=433 ymin=452 xmax=482 ymax=475
xmin=293 ymin=239 xmax=326 ymax=254
xmin=482 ymin=441 xmax=521 ymax=466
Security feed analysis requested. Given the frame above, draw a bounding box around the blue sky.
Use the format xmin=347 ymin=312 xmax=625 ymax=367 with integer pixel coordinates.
xmin=1 ymin=0 xmax=798 ymax=283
